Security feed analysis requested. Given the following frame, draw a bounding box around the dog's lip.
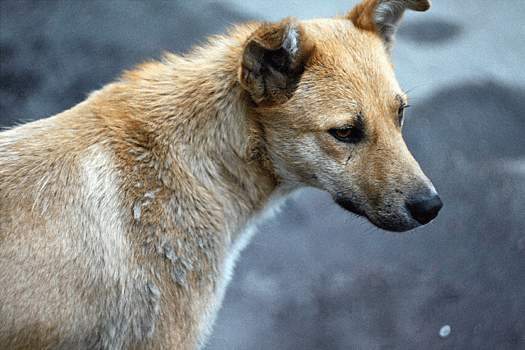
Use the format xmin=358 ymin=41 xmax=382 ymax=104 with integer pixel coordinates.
xmin=369 ymin=217 xmax=420 ymax=232
xmin=334 ymin=195 xmax=366 ymax=217
xmin=333 ymin=194 xmax=420 ymax=232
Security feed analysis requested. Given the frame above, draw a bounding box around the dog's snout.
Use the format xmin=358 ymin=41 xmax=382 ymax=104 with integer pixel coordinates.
xmin=405 ymin=190 xmax=443 ymax=225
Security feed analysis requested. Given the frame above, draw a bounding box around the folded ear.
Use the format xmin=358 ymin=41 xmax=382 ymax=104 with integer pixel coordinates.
xmin=348 ymin=0 xmax=431 ymax=54
xmin=239 ymin=17 xmax=314 ymax=105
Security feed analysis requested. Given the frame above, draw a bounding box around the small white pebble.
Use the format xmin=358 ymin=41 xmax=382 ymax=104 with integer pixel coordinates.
xmin=439 ymin=325 xmax=451 ymax=338
xmin=473 ymin=324 xmax=483 ymax=334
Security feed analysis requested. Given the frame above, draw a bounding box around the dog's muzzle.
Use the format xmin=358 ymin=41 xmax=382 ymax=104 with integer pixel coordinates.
xmin=334 ymin=188 xmax=443 ymax=232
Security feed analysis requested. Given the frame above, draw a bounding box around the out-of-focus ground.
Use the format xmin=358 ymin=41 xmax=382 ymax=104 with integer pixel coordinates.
xmin=1 ymin=1 xmax=524 ymax=349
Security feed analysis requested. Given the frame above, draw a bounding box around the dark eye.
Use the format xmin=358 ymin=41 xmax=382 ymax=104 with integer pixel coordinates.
xmin=329 ymin=126 xmax=363 ymax=144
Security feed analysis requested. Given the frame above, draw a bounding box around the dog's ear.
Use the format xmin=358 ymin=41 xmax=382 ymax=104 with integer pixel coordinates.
xmin=348 ymin=0 xmax=430 ymax=54
xmin=239 ymin=17 xmax=314 ymax=105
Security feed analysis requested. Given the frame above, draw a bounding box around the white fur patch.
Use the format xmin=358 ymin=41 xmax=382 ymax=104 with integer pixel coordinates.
xmin=373 ymin=1 xmax=405 ymax=34
xmin=80 ymin=145 xmax=129 ymax=278
xmin=374 ymin=2 xmax=396 ymax=24
xmin=283 ymin=23 xmax=299 ymax=57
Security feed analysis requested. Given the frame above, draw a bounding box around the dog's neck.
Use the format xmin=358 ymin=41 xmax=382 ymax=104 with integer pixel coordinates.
xmin=105 ymin=29 xmax=283 ymax=240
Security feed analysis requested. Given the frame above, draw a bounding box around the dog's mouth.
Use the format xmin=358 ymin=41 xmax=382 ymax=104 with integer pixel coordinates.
xmin=334 ymin=196 xmax=366 ymax=217
xmin=334 ymin=193 xmax=439 ymax=232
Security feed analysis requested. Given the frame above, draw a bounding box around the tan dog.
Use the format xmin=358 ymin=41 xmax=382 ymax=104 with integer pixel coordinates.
xmin=0 ymin=0 xmax=442 ymax=348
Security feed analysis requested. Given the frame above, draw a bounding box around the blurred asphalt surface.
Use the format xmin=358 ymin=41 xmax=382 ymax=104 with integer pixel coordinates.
xmin=1 ymin=1 xmax=524 ymax=349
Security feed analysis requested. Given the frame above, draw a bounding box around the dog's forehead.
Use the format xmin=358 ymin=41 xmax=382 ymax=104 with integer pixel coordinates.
xmin=302 ymin=18 xmax=401 ymax=93
xmin=302 ymin=17 xmax=365 ymax=44
xmin=304 ymin=18 xmax=398 ymax=82
xmin=284 ymin=19 xmax=403 ymax=130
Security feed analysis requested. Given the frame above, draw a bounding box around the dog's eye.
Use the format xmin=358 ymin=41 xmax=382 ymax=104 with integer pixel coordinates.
xmin=329 ymin=126 xmax=363 ymax=144
xmin=334 ymin=128 xmax=352 ymax=138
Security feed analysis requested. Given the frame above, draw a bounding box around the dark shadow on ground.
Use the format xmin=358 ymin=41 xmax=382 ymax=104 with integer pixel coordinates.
xmin=397 ymin=18 xmax=463 ymax=45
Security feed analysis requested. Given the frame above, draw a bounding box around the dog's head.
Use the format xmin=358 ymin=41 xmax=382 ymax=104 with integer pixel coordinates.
xmin=240 ymin=0 xmax=442 ymax=232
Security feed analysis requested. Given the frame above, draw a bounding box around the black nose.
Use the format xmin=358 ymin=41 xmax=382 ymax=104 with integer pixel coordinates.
xmin=405 ymin=191 xmax=443 ymax=225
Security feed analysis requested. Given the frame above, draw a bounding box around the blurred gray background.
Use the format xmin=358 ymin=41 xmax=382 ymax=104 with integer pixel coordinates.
xmin=1 ymin=1 xmax=524 ymax=349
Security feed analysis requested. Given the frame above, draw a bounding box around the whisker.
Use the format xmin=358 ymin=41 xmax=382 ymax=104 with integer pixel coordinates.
xmin=402 ymin=82 xmax=439 ymax=99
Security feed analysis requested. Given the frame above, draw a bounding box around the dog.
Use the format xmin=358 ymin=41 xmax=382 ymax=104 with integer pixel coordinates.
xmin=0 ymin=0 xmax=442 ymax=348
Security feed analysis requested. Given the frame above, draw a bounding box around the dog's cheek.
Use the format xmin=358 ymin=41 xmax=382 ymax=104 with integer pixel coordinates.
xmin=269 ymin=134 xmax=322 ymax=187
xmin=297 ymin=136 xmax=355 ymax=191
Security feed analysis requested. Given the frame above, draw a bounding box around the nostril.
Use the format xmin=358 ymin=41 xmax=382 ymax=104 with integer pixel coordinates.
xmin=405 ymin=191 xmax=443 ymax=225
